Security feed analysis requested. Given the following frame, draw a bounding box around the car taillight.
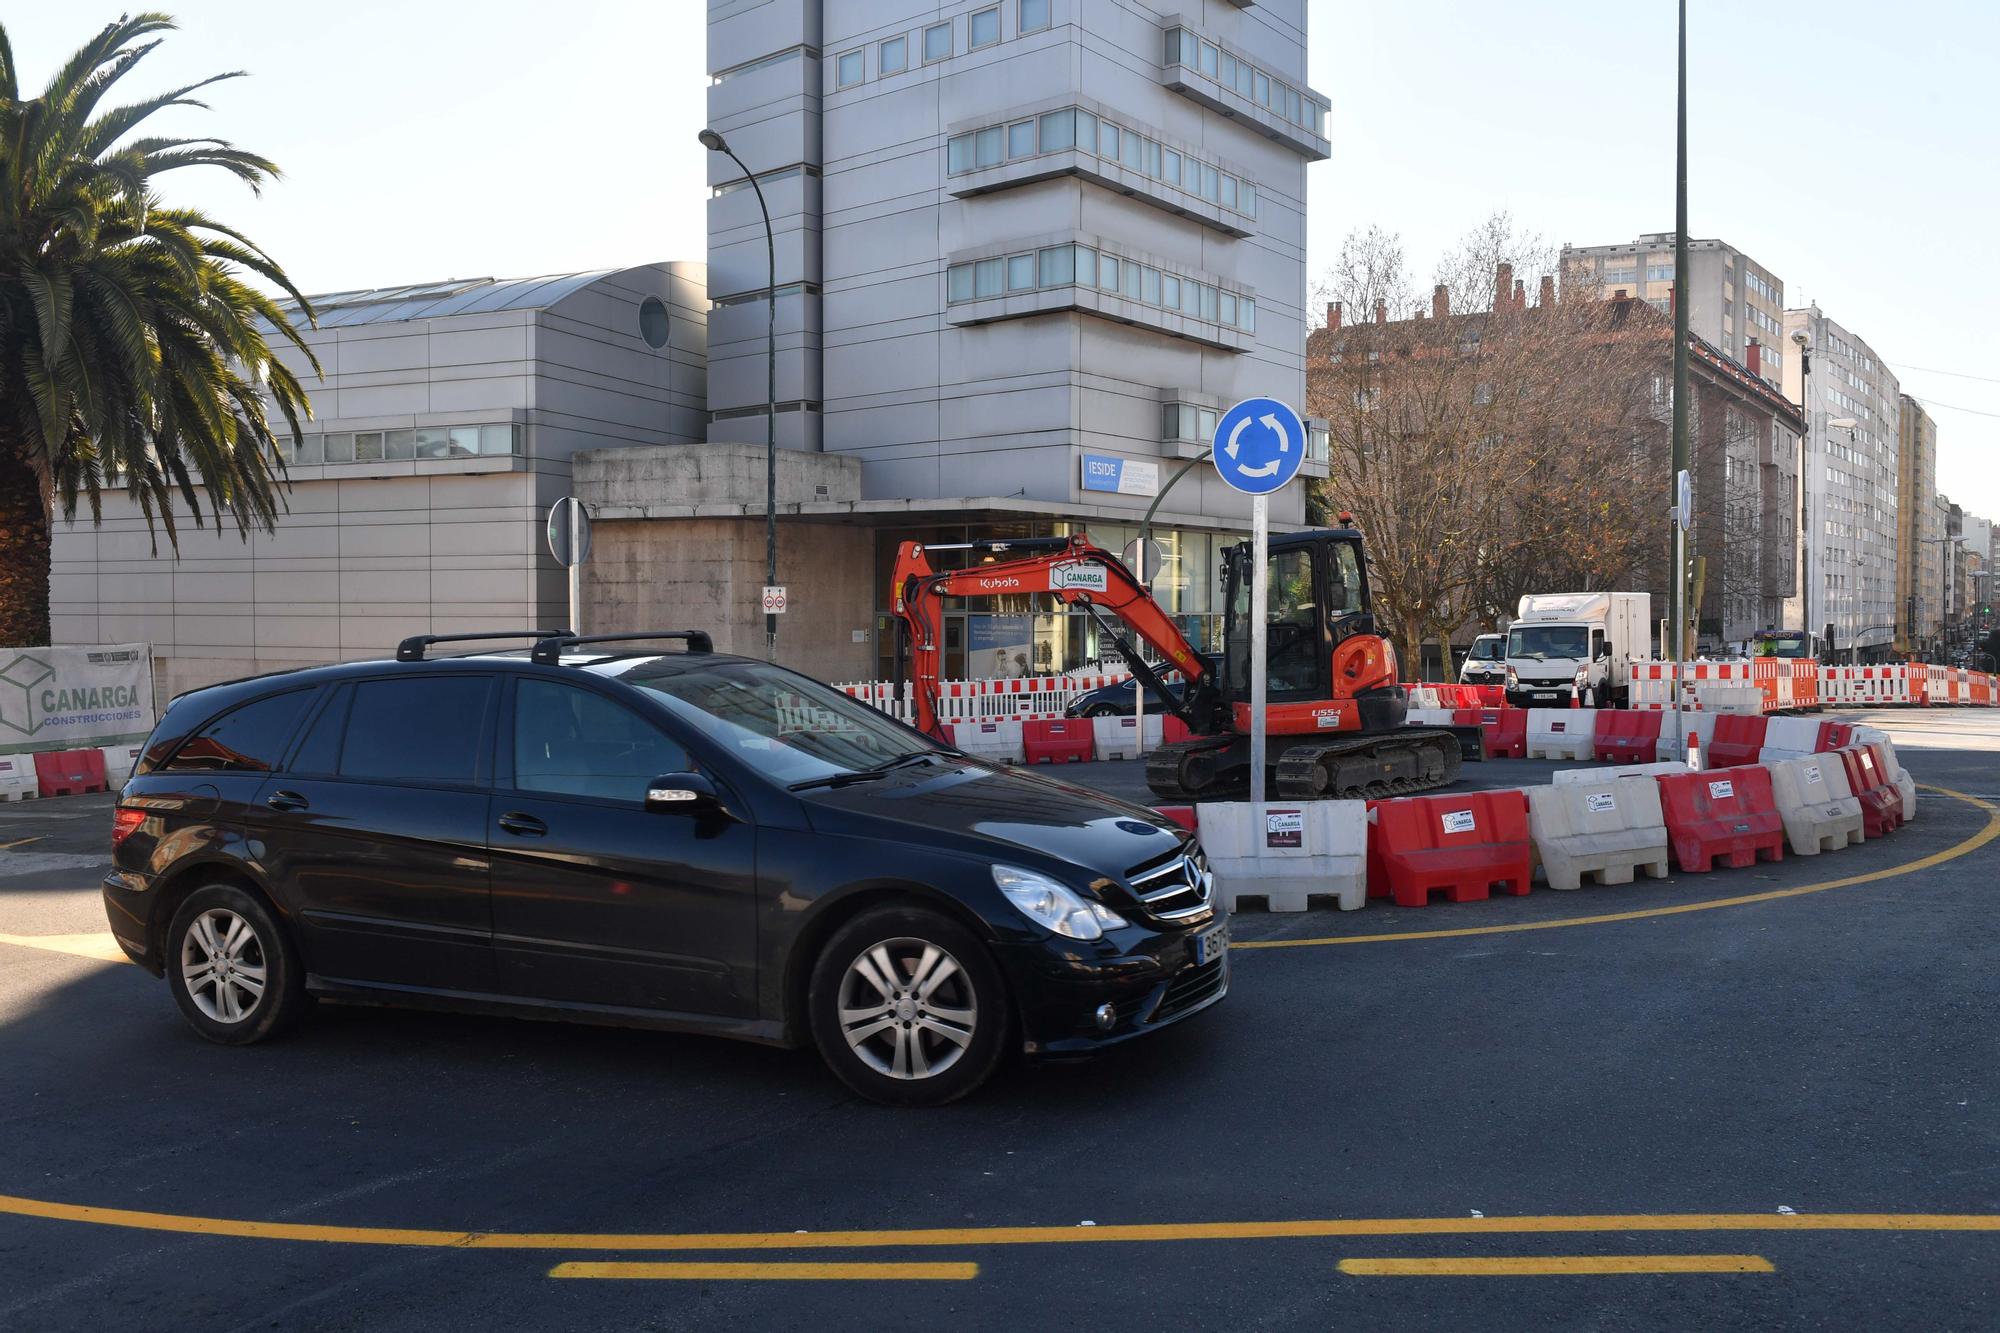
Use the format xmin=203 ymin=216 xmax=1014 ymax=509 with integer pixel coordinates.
xmin=111 ymin=807 xmax=145 ymax=846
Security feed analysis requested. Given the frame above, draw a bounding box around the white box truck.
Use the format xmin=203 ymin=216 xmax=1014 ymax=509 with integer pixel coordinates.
xmin=1505 ymin=592 xmax=1652 ymax=708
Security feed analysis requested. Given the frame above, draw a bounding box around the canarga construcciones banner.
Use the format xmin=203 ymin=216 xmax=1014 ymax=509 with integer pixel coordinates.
xmin=0 ymin=644 xmax=155 ymax=755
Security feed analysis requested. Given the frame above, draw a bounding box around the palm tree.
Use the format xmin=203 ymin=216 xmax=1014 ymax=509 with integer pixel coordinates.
xmin=0 ymin=12 xmax=316 ymax=647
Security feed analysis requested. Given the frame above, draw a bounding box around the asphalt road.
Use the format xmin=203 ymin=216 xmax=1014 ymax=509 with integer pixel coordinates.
xmin=1 ymin=709 xmax=1995 ymax=1330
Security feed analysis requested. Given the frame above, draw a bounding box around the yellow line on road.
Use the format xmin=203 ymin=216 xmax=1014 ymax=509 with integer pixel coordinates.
xmin=0 ymin=932 xmax=130 ymax=964
xmin=1338 ymin=1254 xmax=1774 ymax=1276
xmin=0 ymin=1195 xmax=1995 ymax=1251
xmin=1236 ymin=784 xmax=1999 ymax=949
xmin=0 ymin=836 xmax=42 ymax=850
xmin=549 ymin=1261 xmax=978 ymax=1280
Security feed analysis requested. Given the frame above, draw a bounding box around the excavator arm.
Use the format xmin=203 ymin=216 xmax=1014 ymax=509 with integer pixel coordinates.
xmin=891 ymin=535 xmax=1210 ymax=738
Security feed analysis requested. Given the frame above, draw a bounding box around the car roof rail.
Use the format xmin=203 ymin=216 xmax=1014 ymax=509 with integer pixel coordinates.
xmin=530 ymin=631 xmax=714 ymax=665
xmin=396 ymin=629 xmax=571 ymax=662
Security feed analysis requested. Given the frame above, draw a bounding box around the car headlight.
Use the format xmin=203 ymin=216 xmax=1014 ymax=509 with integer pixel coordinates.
xmin=1505 ymin=664 xmax=1518 ymax=685
xmin=992 ymin=865 xmax=1129 ymax=940
xmin=1573 ymin=665 xmax=1589 ymax=686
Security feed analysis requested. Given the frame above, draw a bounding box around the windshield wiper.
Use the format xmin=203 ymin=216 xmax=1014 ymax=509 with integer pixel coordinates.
xmin=787 ymin=751 xmax=940 ymax=792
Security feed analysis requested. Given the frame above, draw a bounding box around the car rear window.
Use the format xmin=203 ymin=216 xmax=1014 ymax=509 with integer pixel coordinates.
xmin=161 ymin=689 xmax=315 ymax=774
xmin=337 ymin=676 xmax=493 ymax=785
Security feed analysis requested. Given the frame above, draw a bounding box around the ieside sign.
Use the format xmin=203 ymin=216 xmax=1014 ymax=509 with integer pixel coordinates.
xmin=1080 ymin=453 xmax=1160 ymax=497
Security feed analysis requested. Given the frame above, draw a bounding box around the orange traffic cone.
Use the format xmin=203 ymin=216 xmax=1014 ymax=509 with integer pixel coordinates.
xmin=1686 ymin=726 xmax=1701 ymax=770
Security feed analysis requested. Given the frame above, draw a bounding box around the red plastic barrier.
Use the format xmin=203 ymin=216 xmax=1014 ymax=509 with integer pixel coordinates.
xmin=32 ymin=749 xmax=108 ymax=797
xmin=1022 ymin=718 xmax=1095 ymax=764
xmin=1451 ymin=708 xmax=1484 ymax=729
xmin=1815 ymin=721 xmax=1855 ymax=752
xmin=1153 ymin=806 xmax=1197 ymax=832
xmin=1367 ymin=791 xmax=1532 ymax=907
xmin=1473 ymin=685 xmax=1507 ymax=708
xmin=1836 ymin=746 xmax=1901 ymax=837
xmin=1656 ymin=767 xmax=1785 ymax=872
xmin=1480 ymin=708 xmax=1527 ymax=759
xmin=1705 ymin=714 xmax=1769 ymax=768
xmin=1593 ymin=710 xmax=1662 ymax=763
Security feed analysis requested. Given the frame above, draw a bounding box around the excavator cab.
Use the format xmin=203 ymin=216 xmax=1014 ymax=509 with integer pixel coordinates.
xmin=1219 ymin=529 xmax=1378 ymax=707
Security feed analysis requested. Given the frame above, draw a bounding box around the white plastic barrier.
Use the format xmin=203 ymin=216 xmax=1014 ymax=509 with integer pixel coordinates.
xmin=0 ymin=754 xmax=37 ymax=801
xmin=1553 ymin=761 xmax=1685 ymax=785
xmin=1695 ymin=685 xmax=1764 ymax=714
xmin=100 ymin=744 xmax=143 ymax=786
xmin=1768 ymin=756 xmax=1865 ymax=856
xmin=1091 ymin=713 xmax=1163 ymax=760
xmin=1525 ymin=780 xmax=1670 ymax=892
xmin=1196 ymin=800 xmax=1367 ymax=912
xmin=1526 ymin=708 xmax=1597 ymax=761
xmin=1756 ymin=716 xmax=1823 ymax=765
xmin=1403 ymin=707 xmax=1456 ymax=727
xmin=1657 ymin=710 xmax=1715 ymax=766
xmin=947 ymin=719 xmax=1025 ymax=764
xmin=1868 ymin=740 xmax=1917 ymax=822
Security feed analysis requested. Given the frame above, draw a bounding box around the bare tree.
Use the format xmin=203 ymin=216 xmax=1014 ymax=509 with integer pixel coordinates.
xmin=1308 ymin=214 xmax=1662 ymax=677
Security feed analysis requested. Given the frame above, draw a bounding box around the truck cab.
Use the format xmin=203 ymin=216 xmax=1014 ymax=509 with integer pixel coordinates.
xmin=1504 ymin=592 xmax=1650 ymax=709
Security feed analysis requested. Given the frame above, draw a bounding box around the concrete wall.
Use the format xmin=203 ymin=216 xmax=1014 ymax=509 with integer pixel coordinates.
xmin=584 ymin=516 xmax=878 ymax=681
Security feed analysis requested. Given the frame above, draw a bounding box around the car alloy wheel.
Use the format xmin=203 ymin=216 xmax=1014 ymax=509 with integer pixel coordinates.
xmin=836 ymin=937 xmax=977 ymax=1080
xmin=179 ymin=907 xmax=268 ymax=1024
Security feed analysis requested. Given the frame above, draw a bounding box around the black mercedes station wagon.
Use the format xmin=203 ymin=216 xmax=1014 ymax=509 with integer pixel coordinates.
xmin=104 ymin=631 xmax=1227 ymax=1105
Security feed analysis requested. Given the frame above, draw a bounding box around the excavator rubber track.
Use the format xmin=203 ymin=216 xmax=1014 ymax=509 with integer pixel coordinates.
xmin=1145 ymin=729 xmax=1462 ymax=802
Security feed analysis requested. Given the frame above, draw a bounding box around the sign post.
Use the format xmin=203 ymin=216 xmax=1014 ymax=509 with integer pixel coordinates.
xmin=546 ymin=497 xmax=593 ymax=635
xmin=1211 ymin=397 xmax=1308 ymax=814
xmin=1120 ymin=538 xmax=1164 ymax=742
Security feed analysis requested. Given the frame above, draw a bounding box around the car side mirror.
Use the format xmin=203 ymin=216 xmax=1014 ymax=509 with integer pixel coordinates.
xmin=1596 ymin=642 xmax=1611 ymax=660
xmin=646 ymin=772 xmax=723 ymax=814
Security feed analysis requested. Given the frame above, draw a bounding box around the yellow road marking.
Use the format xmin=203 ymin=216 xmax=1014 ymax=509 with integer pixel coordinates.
xmin=549 ymin=1261 xmax=978 ymax=1280
xmin=0 ymin=932 xmax=130 ymax=964
xmin=0 ymin=1196 xmax=1995 ymax=1251
xmin=1236 ymin=784 xmax=1998 ymax=949
xmin=0 ymin=836 xmax=42 ymax=850
xmin=1338 ymin=1254 xmax=1774 ymax=1276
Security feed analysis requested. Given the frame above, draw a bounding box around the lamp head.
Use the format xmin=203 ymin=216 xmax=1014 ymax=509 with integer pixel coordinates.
xmin=1790 ymin=329 xmax=1808 ymax=348
xmin=697 ymin=128 xmax=727 ymax=153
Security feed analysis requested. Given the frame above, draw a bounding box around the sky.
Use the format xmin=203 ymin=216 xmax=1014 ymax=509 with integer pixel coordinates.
xmin=8 ymin=1 xmax=1995 ymax=516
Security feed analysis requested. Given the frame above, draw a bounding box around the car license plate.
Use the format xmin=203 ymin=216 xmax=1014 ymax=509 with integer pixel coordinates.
xmin=1534 ymin=692 xmax=1559 ymax=702
xmin=1190 ymin=922 xmax=1227 ymax=967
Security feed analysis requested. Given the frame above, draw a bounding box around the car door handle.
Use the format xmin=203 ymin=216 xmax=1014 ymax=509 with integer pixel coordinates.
xmin=497 ymin=812 xmax=547 ymax=837
xmin=265 ymin=790 xmax=310 ymax=813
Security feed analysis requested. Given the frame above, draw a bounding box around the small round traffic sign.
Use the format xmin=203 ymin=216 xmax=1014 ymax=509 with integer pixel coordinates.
xmin=1211 ymin=397 xmax=1307 ymax=496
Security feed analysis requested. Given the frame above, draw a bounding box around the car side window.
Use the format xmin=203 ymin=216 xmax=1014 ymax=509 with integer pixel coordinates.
xmin=513 ymin=679 xmax=689 ymax=803
xmin=162 ymin=689 xmax=315 ymax=773
xmin=338 ymin=676 xmax=494 ymax=785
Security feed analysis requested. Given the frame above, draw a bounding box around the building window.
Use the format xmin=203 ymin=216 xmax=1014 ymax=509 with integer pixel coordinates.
xmin=1074 ymin=246 xmax=1096 ymax=287
xmin=1162 ymin=147 xmax=1180 ymax=186
xmin=1141 ymin=266 xmax=1159 ymax=304
xmin=1098 ymin=255 xmax=1120 ymax=292
xmin=969 ymin=6 xmax=1000 ymax=49
xmin=1006 ymin=253 xmax=1036 ymax=291
xmin=836 ymin=49 xmax=863 ymax=88
xmin=1099 ymin=120 xmax=1119 ymax=159
xmin=880 ymin=34 xmax=907 ymax=75
xmin=1199 ymin=41 xmax=1219 ymax=77
xmin=1160 ymin=274 xmax=1180 ymax=310
xmin=924 ymin=21 xmax=952 ymax=62
xmin=1219 ymin=291 xmax=1236 ymax=327
xmin=1008 ymin=118 xmax=1036 ymax=158
xmin=1018 ymin=0 xmax=1049 ymax=33
xmin=947 ymin=134 xmax=974 ymax=173
xmin=974 ymin=258 xmax=1003 ymax=298
xmin=948 ymin=264 xmax=973 ymax=303
xmin=1038 ymin=108 xmax=1074 ymax=151
xmin=976 ymin=125 xmax=1003 ymax=167
xmin=1255 ymin=69 xmax=1270 ymax=105
xmin=1039 ymin=245 xmax=1074 ymax=287
xmin=638 ymin=295 xmax=670 ymax=348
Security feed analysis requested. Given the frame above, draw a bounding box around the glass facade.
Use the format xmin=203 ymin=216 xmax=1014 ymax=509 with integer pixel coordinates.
xmin=945 ymin=106 xmax=1257 ymax=223
xmin=946 ymin=244 xmax=1257 ymax=337
xmin=275 ymin=423 xmax=522 ymax=465
xmin=1163 ymin=27 xmax=1328 ymax=138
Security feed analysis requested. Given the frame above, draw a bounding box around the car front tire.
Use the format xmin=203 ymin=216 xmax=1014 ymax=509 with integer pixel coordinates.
xmin=807 ymin=906 xmax=1010 ymax=1107
xmin=165 ymin=884 xmax=309 ymax=1046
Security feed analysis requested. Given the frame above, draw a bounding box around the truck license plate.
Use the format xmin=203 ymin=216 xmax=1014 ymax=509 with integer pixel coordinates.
xmin=1190 ymin=922 xmax=1228 ymax=967
xmin=1534 ymin=692 xmax=1560 ymax=703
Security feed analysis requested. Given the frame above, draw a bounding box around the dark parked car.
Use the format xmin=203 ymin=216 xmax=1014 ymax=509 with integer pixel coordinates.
xmin=1064 ymin=655 xmax=1218 ymax=718
xmin=104 ymin=631 xmax=1226 ymax=1106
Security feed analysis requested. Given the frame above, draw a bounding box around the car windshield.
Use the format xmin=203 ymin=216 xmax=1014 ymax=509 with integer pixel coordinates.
xmin=1507 ymin=625 xmax=1588 ymax=661
xmin=612 ymin=658 xmax=939 ymax=786
xmin=1468 ymin=638 xmax=1504 ymax=661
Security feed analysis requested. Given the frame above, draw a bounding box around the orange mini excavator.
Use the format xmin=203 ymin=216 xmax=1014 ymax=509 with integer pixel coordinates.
xmin=889 ymin=526 xmax=1462 ymax=801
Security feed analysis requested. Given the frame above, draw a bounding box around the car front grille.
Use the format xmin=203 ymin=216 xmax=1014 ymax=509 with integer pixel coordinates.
xmin=1154 ymin=953 xmax=1227 ymax=1023
xmin=1124 ymin=844 xmax=1213 ymax=923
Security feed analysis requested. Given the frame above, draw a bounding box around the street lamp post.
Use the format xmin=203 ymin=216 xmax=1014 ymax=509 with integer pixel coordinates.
xmin=699 ymin=128 xmax=779 ymax=661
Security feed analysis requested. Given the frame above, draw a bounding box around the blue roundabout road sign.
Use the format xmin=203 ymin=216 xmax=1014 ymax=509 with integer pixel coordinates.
xmin=1211 ymin=397 xmax=1307 ymax=496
